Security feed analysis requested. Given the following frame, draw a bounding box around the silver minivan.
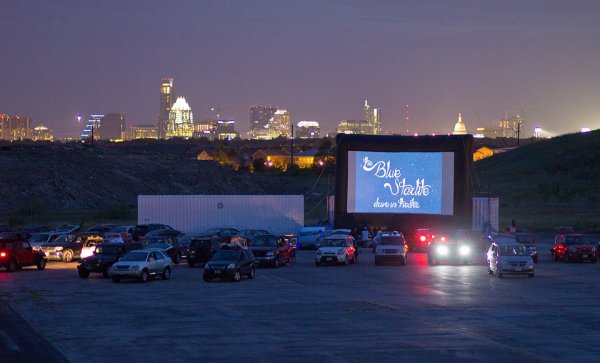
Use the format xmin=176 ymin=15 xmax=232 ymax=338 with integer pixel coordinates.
xmin=486 ymin=242 xmax=534 ymax=278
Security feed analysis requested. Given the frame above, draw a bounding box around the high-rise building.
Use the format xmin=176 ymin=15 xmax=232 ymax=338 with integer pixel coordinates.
xmin=32 ymin=125 xmax=54 ymax=141
xmin=158 ymin=77 xmax=175 ymax=139
xmin=269 ymin=109 xmax=291 ymax=138
xmin=215 ymin=120 xmax=238 ymax=140
xmin=1 ymin=115 xmax=32 ymax=141
xmin=0 ymin=114 xmax=9 ymax=140
xmin=167 ymin=96 xmax=194 ymax=138
xmin=79 ymin=113 xmax=125 ymax=141
xmin=336 ymin=119 xmax=372 ymax=135
xmin=296 ymin=121 xmax=321 ymax=139
xmin=124 ymin=125 xmax=159 ymax=140
xmin=249 ymin=105 xmax=277 ymax=139
xmin=364 ymin=100 xmax=381 ymax=134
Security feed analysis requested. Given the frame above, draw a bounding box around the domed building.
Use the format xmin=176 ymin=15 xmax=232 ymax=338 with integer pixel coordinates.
xmin=452 ymin=113 xmax=468 ymax=135
xmin=32 ymin=124 xmax=54 ymax=141
xmin=167 ymin=97 xmax=194 ymax=138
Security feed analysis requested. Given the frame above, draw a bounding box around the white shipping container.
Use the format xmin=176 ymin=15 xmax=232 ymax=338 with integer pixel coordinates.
xmin=138 ymin=195 xmax=304 ymax=235
xmin=472 ymin=197 xmax=499 ymax=232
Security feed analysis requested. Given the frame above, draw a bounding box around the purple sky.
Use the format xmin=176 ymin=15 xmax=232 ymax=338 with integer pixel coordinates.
xmin=2 ymin=0 xmax=600 ymax=137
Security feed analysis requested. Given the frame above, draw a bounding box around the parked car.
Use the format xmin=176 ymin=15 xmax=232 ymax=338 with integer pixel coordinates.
xmin=239 ymin=229 xmax=270 ymax=244
xmin=54 ymin=224 xmax=80 ymax=234
xmin=86 ymin=224 xmax=118 ymax=235
xmin=249 ymin=234 xmax=292 ymax=267
xmin=372 ymin=230 xmax=395 ymax=253
xmin=109 ymin=249 xmax=172 ymax=283
xmin=40 ymin=232 xmax=104 ymax=262
xmin=28 ymin=232 xmax=63 ymax=250
xmin=77 ymin=243 xmax=142 ymax=278
xmin=411 ymin=228 xmax=437 ymax=252
xmin=375 ymin=232 xmax=408 ymax=266
xmin=513 ymin=232 xmax=538 ymax=263
xmin=199 ymin=227 xmax=246 ymax=246
xmin=315 ymin=235 xmax=358 ymax=266
xmin=187 ymin=237 xmax=221 ymax=267
xmin=131 ymin=224 xmax=174 ymax=242
xmin=143 ymin=237 xmax=182 ymax=264
xmin=145 ymin=229 xmax=189 ymax=256
xmin=203 ymin=245 xmax=255 ymax=282
xmin=296 ymin=226 xmax=326 ymax=250
xmin=426 ymin=231 xmax=472 ymax=265
xmin=103 ymin=226 xmax=136 ymax=243
xmin=552 ymin=234 xmax=598 ymax=263
xmin=0 ymin=238 xmax=47 ymax=272
xmin=486 ymin=242 xmax=534 ymax=278
xmin=315 ymin=229 xmax=352 ymax=247
xmin=282 ymin=234 xmax=298 ymax=257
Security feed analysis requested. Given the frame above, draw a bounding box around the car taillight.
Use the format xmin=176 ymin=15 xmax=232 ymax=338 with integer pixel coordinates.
xmin=440 ymin=236 xmax=446 ymax=241
xmin=0 ymin=252 xmax=6 ymax=257
xmin=346 ymin=247 xmax=354 ymax=255
xmin=419 ymin=236 xmax=426 ymax=242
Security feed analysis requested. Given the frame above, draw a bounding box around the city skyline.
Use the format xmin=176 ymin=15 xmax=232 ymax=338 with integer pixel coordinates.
xmin=2 ymin=1 xmax=600 ymax=138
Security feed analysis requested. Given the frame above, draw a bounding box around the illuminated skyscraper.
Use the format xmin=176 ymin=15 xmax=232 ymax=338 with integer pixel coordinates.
xmin=363 ymin=100 xmax=381 ymax=134
xmin=1 ymin=115 xmax=32 ymax=141
xmin=167 ymin=96 xmax=194 ymax=138
xmin=158 ymin=77 xmax=175 ymax=139
xmin=296 ymin=121 xmax=320 ymax=139
xmin=249 ymin=105 xmax=277 ymax=139
xmin=32 ymin=125 xmax=54 ymax=141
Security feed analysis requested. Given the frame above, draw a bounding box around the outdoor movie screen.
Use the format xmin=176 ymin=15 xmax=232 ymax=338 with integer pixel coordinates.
xmin=346 ymin=151 xmax=455 ymax=215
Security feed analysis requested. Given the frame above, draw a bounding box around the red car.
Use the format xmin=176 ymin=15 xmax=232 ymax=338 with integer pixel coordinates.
xmin=552 ymin=234 xmax=598 ymax=263
xmin=0 ymin=238 xmax=47 ymax=272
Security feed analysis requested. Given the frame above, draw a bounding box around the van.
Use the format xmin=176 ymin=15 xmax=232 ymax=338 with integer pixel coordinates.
xmin=296 ymin=227 xmax=326 ymax=249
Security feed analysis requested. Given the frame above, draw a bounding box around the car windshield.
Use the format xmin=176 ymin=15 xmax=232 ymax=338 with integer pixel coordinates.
xmin=121 ymin=251 xmax=148 ymax=261
xmin=29 ymin=234 xmax=50 ymax=243
xmin=380 ymin=236 xmax=405 ymax=245
xmin=321 ymin=239 xmax=348 ymax=247
xmin=147 ymin=242 xmax=171 ymax=250
xmin=252 ymin=236 xmax=278 ymax=246
xmin=52 ymin=234 xmax=74 ymax=244
xmin=95 ymin=245 xmax=121 ymax=255
xmin=565 ymin=237 xmax=591 ymax=245
xmin=213 ymin=250 xmax=241 ymax=261
xmin=497 ymin=245 xmax=528 ymax=256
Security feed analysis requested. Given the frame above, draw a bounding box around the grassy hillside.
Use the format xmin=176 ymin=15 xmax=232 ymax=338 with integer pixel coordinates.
xmin=473 ymin=130 xmax=600 ymax=231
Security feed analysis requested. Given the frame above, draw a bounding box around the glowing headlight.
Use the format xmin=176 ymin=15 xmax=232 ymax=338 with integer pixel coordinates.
xmin=459 ymin=246 xmax=471 ymax=256
xmin=227 ymin=263 xmax=236 ymax=269
xmin=436 ymin=245 xmax=449 ymax=255
xmin=55 ymin=246 xmax=64 ymax=251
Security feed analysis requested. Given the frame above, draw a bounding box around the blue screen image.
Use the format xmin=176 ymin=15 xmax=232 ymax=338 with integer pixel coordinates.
xmin=347 ymin=151 xmax=454 ymax=215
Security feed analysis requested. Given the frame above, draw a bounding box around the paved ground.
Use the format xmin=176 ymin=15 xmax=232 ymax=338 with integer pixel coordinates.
xmin=1 ymin=243 xmax=599 ymax=362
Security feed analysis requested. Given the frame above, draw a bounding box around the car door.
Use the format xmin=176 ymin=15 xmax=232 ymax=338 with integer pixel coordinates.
xmin=147 ymin=252 xmax=159 ymax=273
xmin=21 ymin=241 xmax=35 ymax=265
xmin=14 ymin=241 xmax=27 ymax=265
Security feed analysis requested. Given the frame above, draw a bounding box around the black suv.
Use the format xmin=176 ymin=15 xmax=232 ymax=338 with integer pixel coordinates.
xmin=77 ymin=242 xmax=142 ymax=278
xmin=40 ymin=232 xmax=104 ymax=262
xmin=203 ymin=245 xmax=255 ymax=282
xmin=187 ymin=237 xmax=221 ymax=267
xmin=0 ymin=238 xmax=47 ymax=272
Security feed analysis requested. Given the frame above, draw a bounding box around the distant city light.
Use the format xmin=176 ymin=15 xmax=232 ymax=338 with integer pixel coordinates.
xmin=534 ymin=126 xmax=542 ymax=138
xmin=581 ymin=127 xmax=591 ymax=133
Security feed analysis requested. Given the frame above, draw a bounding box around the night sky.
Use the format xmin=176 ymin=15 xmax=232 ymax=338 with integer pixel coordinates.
xmin=2 ymin=0 xmax=599 ymax=138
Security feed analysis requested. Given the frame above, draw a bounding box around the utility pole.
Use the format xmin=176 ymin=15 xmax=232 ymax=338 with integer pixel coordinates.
xmin=290 ymin=124 xmax=294 ymax=169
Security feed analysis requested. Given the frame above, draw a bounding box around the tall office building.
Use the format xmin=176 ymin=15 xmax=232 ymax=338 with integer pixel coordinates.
xmin=79 ymin=113 xmax=125 ymax=141
xmin=336 ymin=119 xmax=372 ymax=135
xmin=0 ymin=114 xmax=8 ymax=140
xmin=269 ymin=109 xmax=291 ymax=138
xmin=249 ymin=105 xmax=277 ymax=139
xmin=166 ymin=96 xmax=194 ymax=138
xmin=1 ymin=115 xmax=32 ymax=141
xmin=158 ymin=77 xmax=175 ymax=139
xmin=363 ymin=100 xmax=381 ymax=134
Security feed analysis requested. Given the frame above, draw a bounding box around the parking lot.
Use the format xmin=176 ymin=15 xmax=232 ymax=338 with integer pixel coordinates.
xmin=1 ymin=243 xmax=600 ymax=362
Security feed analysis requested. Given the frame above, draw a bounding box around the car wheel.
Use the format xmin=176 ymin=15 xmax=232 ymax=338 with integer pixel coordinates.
xmin=232 ymin=270 xmax=241 ymax=282
xmin=173 ymin=253 xmax=181 ymax=265
xmin=188 ymin=260 xmax=196 ymax=268
xmin=161 ymin=267 xmax=171 ymax=280
xmin=7 ymin=259 xmax=17 ymax=273
xmin=495 ymin=267 xmax=503 ymax=278
xmin=528 ymin=273 xmax=534 ymax=278
xmin=140 ymin=269 xmax=149 ymax=283
xmin=112 ymin=277 xmax=120 ymax=283
xmin=62 ymin=250 xmax=73 ymax=263
xmin=400 ymin=256 xmax=407 ymax=266
xmin=248 ymin=268 xmax=255 ymax=279
xmin=203 ymin=274 xmax=212 ymax=282
xmin=532 ymin=256 xmax=538 ymax=263
xmin=78 ymin=269 xmax=90 ymax=278
xmin=37 ymin=258 xmax=46 ymax=270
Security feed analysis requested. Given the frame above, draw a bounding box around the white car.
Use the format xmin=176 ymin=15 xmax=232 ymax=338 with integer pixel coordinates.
xmin=315 ymin=235 xmax=357 ymax=266
xmin=486 ymin=242 xmax=534 ymax=278
xmin=374 ymin=232 xmax=407 ymax=266
xmin=109 ymin=250 xmax=172 ymax=283
xmin=315 ymin=229 xmax=352 ymax=247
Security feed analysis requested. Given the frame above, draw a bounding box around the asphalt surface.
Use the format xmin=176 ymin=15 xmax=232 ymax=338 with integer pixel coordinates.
xmin=1 ymin=243 xmax=600 ymax=362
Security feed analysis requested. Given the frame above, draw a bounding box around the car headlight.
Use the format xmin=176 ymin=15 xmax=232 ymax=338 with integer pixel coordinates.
xmin=227 ymin=263 xmax=235 ymax=269
xmin=130 ymin=265 xmax=140 ymax=271
xmin=337 ymin=249 xmax=345 ymax=255
xmin=436 ymin=245 xmax=449 ymax=255
xmin=459 ymin=246 xmax=471 ymax=256
xmin=55 ymin=246 xmax=64 ymax=251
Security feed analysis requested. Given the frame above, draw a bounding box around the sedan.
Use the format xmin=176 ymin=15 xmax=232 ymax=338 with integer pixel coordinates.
xmin=109 ymin=250 xmax=172 ymax=283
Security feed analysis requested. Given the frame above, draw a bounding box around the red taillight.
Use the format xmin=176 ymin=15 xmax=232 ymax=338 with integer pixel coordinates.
xmin=346 ymin=247 xmax=355 ymax=255
xmin=419 ymin=236 xmax=426 ymax=242
xmin=441 ymin=236 xmax=446 ymax=241
xmin=0 ymin=252 xmax=6 ymax=258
